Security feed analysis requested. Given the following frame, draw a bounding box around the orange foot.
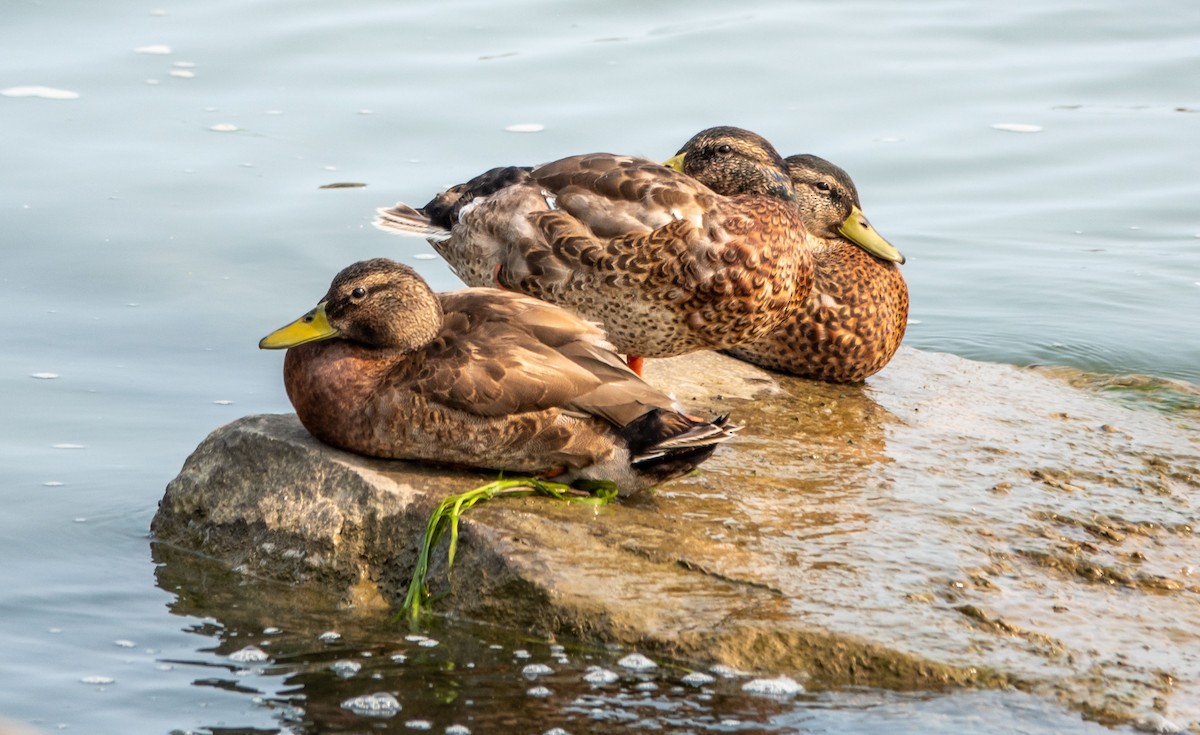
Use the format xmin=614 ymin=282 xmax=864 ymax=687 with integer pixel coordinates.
xmin=626 ymin=354 xmax=644 ymax=377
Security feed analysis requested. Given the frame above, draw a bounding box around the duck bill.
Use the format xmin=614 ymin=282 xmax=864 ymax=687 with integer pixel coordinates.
xmin=662 ymin=152 xmax=686 ymax=172
xmin=839 ymin=206 xmax=906 ymax=264
xmin=258 ymin=302 xmax=339 ymax=349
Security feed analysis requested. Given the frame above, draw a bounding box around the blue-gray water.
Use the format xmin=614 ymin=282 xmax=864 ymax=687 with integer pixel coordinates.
xmin=2 ymin=0 xmax=1196 ymax=732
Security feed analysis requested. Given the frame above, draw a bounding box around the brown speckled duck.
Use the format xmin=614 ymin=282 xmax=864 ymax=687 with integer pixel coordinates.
xmin=258 ymin=258 xmax=737 ymax=494
xmin=373 ymin=127 xmax=813 ymax=376
xmin=719 ymin=154 xmax=909 ymax=383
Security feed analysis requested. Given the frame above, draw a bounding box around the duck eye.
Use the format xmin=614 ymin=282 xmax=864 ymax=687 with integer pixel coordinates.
xmin=351 ymin=287 xmax=367 ymax=299
xmin=815 ymin=181 xmax=832 ymax=192
xmin=716 ymin=144 xmax=733 ymax=155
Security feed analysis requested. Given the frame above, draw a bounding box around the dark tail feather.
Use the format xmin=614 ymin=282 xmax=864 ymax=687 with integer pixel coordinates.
xmin=621 ymin=409 xmax=739 ymax=482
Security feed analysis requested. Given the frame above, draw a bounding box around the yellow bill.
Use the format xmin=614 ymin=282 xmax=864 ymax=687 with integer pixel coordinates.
xmin=662 ymin=152 xmax=686 ymax=172
xmin=258 ymin=303 xmax=338 ymax=349
xmin=840 ymin=206 xmax=906 ymax=264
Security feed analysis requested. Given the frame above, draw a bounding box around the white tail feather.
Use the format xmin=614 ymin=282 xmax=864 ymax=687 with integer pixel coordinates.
xmin=373 ymin=202 xmax=450 ymax=238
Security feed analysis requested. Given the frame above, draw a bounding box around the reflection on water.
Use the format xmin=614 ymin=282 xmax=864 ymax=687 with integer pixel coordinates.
xmin=151 ymin=545 xmax=1127 ymax=735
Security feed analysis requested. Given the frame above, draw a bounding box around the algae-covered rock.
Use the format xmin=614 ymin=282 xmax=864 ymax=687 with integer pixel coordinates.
xmin=152 ymin=348 xmax=1200 ymax=731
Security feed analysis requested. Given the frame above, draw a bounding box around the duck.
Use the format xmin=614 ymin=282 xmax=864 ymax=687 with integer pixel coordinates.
xmin=373 ymin=126 xmax=814 ymax=376
xmin=258 ymin=258 xmax=737 ymax=495
xmin=717 ymin=154 xmax=909 ymax=383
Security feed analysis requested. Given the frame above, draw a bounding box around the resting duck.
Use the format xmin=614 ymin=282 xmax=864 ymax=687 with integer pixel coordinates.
xmin=259 ymin=258 xmax=737 ymax=494
xmin=373 ymin=126 xmax=813 ymax=376
xmin=716 ymin=154 xmax=908 ymax=383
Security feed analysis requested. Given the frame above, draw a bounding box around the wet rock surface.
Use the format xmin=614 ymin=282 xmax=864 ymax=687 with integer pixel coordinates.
xmin=153 ymin=348 xmax=1200 ymax=732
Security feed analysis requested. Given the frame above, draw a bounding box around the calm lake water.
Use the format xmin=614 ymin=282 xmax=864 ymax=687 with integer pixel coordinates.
xmin=2 ymin=0 xmax=1196 ymax=732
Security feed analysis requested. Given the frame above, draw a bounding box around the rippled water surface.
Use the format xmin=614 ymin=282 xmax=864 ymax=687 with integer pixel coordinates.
xmin=2 ymin=0 xmax=1196 ymax=732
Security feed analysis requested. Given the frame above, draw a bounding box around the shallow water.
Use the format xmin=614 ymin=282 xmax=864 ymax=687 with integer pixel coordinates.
xmin=1 ymin=0 xmax=1196 ymax=732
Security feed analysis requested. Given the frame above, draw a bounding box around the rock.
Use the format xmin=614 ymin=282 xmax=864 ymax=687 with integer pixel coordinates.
xmin=152 ymin=348 xmax=1200 ymax=730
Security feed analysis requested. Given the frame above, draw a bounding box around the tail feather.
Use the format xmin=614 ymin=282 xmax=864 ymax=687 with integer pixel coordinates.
xmin=373 ymin=202 xmax=450 ymax=239
xmin=622 ymin=410 xmax=738 ymax=470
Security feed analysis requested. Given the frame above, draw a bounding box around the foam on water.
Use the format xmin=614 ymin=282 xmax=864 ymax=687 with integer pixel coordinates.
xmin=616 ymin=653 xmax=656 ymax=671
xmin=340 ymin=692 xmax=402 ymax=717
xmin=228 ymin=646 xmax=269 ymax=663
xmin=741 ymin=675 xmax=804 ymax=697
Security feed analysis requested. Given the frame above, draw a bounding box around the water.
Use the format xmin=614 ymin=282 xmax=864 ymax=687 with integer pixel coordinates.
xmin=1 ymin=0 xmax=1195 ymax=732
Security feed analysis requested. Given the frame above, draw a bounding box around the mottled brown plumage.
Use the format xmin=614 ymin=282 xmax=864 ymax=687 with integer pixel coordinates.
xmin=373 ymin=127 xmax=813 ymax=364
xmin=258 ymin=259 xmax=736 ymax=494
xmin=724 ymin=155 xmax=909 ymax=383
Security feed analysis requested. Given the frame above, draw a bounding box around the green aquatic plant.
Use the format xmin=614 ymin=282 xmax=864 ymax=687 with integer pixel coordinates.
xmin=401 ymin=477 xmax=619 ymax=622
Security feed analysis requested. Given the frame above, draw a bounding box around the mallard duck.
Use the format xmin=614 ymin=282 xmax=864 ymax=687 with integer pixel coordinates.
xmin=373 ymin=126 xmax=813 ymax=376
xmin=259 ymin=258 xmax=737 ymax=494
xmin=719 ymin=154 xmax=909 ymax=383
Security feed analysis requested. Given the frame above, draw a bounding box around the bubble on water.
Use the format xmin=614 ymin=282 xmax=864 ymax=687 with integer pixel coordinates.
xmin=31 ymin=372 xmax=59 ymax=379
xmin=169 ymin=70 xmax=195 ymax=78
xmin=616 ymin=653 xmax=656 ymax=671
xmin=358 ymin=109 xmax=375 ymax=115
xmin=53 ymin=443 xmax=85 ymax=449
xmin=709 ymin=664 xmax=747 ymax=678
xmin=583 ymin=666 xmax=618 ymax=685
xmin=543 ymin=729 xmax=571 ymax=735
xmin=341 ymin=692 xmax=401 ymax=717
xmin=413 ymin=253 xmax=438 ymax=260
xmin=113 ymin=639 xmax=136 ymax=648
xmin=405 ymin=720 xmax=432 ymax=730
xmin=504 ymin=123 xmax=545 ymax=133
xmin=445 ymin=725 xmax=471 ymax=735
xmin=527 ymin=685 xmax=552 ymax=698
xmin=391 ymin=653 xmax=407 ymax=663
xmin=262 ymin=626 xmax=282 ymax=635
xmin=73 ymin=517 xmax=87 ymax=523
xmin=549 ymin=644 xmax=565 ymax=655
xmin=81 ymin=675 xmax=114 ymax=685
xmin=212 ymin=400 xmax=234 ymax=406
xmin=741 ymin=675 xmax=803 ymax=696
xmin=522 ymin=663 xmax=553 ymax=678
xmin=156 ymin=664 xmax=173 ymax=671
xmin=404 ymin=634 xmax=428 ymax=643
xmin=2 ymin=86 xmax=80 ymax=100
xmin=418 ymin=638 xmax=439 ymax=648
xmin=488 ymin=644 xmax=503 ymax=650
xmin=318 ymin=631 xmax=341 ymax=643
xmin=44 ymin=481 xmax=64 ymax=487
xmin=210 ymin=123 xmax=239 ymax=133
xmin=680 ymin=671 xmax=715 ymax=687
xmin=331 ymin=660 xmax=362 ymax=677
xmin=229 ymin=646 xmax=269 ymax=663
xmin=990 ymin=122 xmax=1043 ymax=133
xmin=635 ymin=682 xmax=658 ymax=692
xmin=134 ymin=45 xmax=172 ymax=55
xmin=512 ymin=649 xmax=531 ymax=659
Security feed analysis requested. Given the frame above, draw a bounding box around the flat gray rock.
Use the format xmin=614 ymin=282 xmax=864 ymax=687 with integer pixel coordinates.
xmin=153 ymin=348 xmax=1200 ymax=731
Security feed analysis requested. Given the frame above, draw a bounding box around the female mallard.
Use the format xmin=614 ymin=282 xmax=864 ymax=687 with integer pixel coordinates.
xmin=373 ymin=127 xmax=813 ymax=375
xmin=720 ymin=154 xmax=908 ymax=383
xmin=259 ymin=258 xmax=736 ymax=494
